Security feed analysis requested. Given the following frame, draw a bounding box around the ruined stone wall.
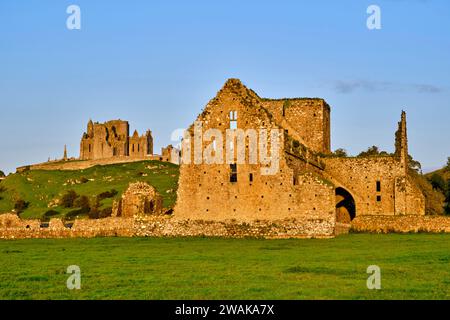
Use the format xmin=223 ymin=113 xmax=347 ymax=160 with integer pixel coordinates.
xmin=322 ymin=156 xmax=425 ymax=216
xmin=0 ymin=214 xmax=134 ymax=239
xmin=174 ymin=79 xmax=335 ymax=236
xmin=0 ymin=214 xmax=335 ymax=239
xmin=114 ymin=182 xmax=163 ymax=217
xmin=129 ymin=131 xmax=153 ymax=158
xmin=80 ymin=120 xmax=130 ymax=160
xmin=80 ymin=120 xmax=154 ymax=161
xmin=18 ymin=156 xmax=171 ymax=172
xmin=351 ymin=215 xmax=450 ymax=233
xmin=262 ymin=99 xmax=331 ymax=154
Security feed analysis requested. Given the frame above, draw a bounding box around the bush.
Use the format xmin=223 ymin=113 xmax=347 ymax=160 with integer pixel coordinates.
xmin=98 ymin=207 xmax=113 ymax=219
xmin=66 ymin=207 xmax=90 ymax=220
xmin=80 ymin=177 xmax=89 ymax=184
xmin=430 ymin=174 xmax=446 ymax=192
xmin=333 ymin=148 xmax=348 ymax=157
xmin=97 ymin=189 xmax=118 ymax=201
xmin=14 ymin=199 xmax=29 ymax=213
xmin=0 ymin=170 xmax=5 ymax=177
xmin=411 ymin=171 xmax=445 ymax=215
xmin=88 ymin=198 xmax=101 ymax=219
xmin=74 ymin=195 xmax=90 ymax=210
xmin=42 ymin=210 xmax=59 ymax=222
xmin=61 ymin=190 xmax=78 ymax=208
xmin=0 ymin=186 xmax=6 ymax=193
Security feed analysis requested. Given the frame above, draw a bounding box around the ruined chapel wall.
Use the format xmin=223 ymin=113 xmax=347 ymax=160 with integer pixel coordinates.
xmin=323 ymin=156 xmax=402 ymax=216
xmin=262 ymin=99 xmax=331 ymax=153
xmin=174 ymin=80 xmax=335 ymax=235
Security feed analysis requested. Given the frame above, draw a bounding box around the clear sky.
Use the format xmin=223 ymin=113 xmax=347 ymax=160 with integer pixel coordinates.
xmin=0 ymin=0 xmax=449 ymax=174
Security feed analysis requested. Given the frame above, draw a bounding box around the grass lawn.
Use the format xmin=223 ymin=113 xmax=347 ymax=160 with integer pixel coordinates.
xmin=0 ymin=160 xmax=179 ymax=219
xmin=0 ymin=233 xmax=449 ymax=300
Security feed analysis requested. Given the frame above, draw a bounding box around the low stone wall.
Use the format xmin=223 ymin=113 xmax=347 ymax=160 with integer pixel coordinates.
xmin=16 ymin=155 xmax=171 ymax=172
xmin=0 ymin=214 xmax=133 ymax=239
xmin=134 ymin=216 xmax=334 ymax=239
xmin=335 ymin=222 xmax=351 ymax=235
xmin=351 ymin=215 xmax=450 ymax=233
xmin=0 ymin=213 xmax=334 ymax=240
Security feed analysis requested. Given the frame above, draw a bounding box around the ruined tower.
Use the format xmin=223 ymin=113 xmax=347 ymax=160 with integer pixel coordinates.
xmin=395 ymin=110 xmax=409 ymax=174
xmin=63 ymin=145 xmax=68 ymax=161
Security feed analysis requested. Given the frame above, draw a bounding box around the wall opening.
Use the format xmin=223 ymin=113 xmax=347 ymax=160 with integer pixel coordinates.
xmin=230 ymin=163 xmax=237 ymax=183
xmin=376 ymin=180 xmax=381 ymax=192
xmin=335 ymin=187 xmax=356 ymax=222
xmin=249 ymin=173 xmax=253 ymax=182
xmin=230 ymin=111 xmax=237 ymax=130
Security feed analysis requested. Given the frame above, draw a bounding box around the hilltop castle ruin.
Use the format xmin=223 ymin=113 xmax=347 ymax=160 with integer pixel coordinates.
xmin=80 ymin=120 xmax=153 ymax=160
xmin=174 ymin=79 xmax=425 ymax=237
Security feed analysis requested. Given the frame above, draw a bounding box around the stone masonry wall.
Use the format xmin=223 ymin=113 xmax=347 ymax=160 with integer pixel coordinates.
xmin=17 ymin=155 xmax=171 ymax=172
xmin=262 ymin=99 xmax=331 ymax=154
xmin=322 ymin=156 xmax=425 ymax=216
xmin=174 ymin=79 xmax=335 ymax=237
xmin=351 ymin=215 xmax=450 ymax=233
xmin=0 ymin=213 xmax=335 ymax=239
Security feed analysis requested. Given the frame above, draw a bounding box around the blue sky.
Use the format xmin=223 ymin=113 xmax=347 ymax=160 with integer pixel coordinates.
xmin=0 ymin=0 xmax=449 ymax=174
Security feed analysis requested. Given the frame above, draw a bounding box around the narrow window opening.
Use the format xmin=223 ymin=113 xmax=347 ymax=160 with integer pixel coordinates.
xmin=377 ymin=195 xmax=382 ymax=202
xmin=230 ymin=163 xmax=237 ymax=183
xmin=229 ymin=111 xmax=237 ymax=129
xmin=376 ymin=180 xmax=381 ymax=192
xmin=249 ymin=173 xmax=253 ymax=182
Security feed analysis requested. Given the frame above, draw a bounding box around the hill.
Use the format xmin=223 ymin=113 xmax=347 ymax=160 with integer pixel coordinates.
xmin=425 ymin=167 xmax=450 ymax=181
xmin=0 ymin=161 xmax=179 ymax=220
xmin=423 ymin=166 xmax=450 ymax=214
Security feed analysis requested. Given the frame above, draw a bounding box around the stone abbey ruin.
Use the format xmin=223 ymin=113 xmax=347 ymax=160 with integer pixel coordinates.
xmin=174 ymin=79 xmax=425 ymax=237
xmin=80 ymin=120 xmax=153 ymax=160
xmin=3 ymin=78 xmax=446 ymax=240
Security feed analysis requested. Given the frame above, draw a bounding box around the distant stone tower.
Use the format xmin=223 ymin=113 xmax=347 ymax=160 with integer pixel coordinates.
xmin=395 ymin=110 xmax=408 ymax=174
xmin=63 ymin=145 xmax=68 ymax=161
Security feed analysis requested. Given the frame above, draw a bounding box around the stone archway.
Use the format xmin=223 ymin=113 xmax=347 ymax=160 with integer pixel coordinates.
xmin=335 ymin=187 xmax=356 ymax=223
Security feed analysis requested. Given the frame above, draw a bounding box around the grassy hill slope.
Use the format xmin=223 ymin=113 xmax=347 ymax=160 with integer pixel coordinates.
xmin=0 ymin=161 xmax=179 ymax=220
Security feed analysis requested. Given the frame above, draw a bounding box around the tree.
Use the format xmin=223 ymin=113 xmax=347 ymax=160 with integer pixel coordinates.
xmin=74 ymin=195 xmax=90 ymax=210
xmin=408 ymin=155 xmax=422 ymax=173
xmin=14 ymin=199 xmax=29 ymax=214
xmin=430 ymin=174 xmax=446 ymax=193
xmin=446 ymin=157 xmax=450 ymax=171
xmin=358 ymin=146 xmax=390 ymax=157
xmin=61 ymin=190 xmax=78 ymax=208
xmin=0 ymin=170 xmax=5 ymax=177
xmin=447 ymin=180 xmax=450 ymax=202
xmin=333 ymin=148 xmax=348 ymax=157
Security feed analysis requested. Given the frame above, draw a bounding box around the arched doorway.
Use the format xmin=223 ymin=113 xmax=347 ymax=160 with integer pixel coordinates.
xmin=335 ymin=187 xmax=356 ymax=223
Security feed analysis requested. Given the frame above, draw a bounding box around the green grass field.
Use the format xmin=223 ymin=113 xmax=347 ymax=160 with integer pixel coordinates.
xmin=0 ymin=161 xmax=179 ymax=219
xmin=0 ymin=234 xmax=449 ymax=300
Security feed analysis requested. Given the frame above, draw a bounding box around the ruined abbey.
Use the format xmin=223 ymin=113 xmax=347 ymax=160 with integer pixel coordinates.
xmin=80 ymin=120 xmax=153 ymax=160
xmin=4 ymin=78 xmax=433 ymax=239
xmin=174 ymin=79 xmax=425 ymax=237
